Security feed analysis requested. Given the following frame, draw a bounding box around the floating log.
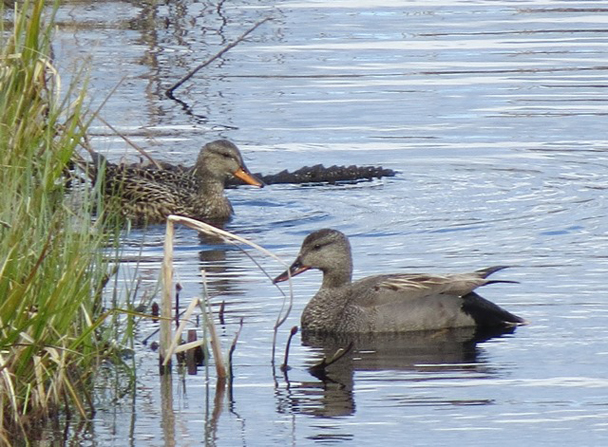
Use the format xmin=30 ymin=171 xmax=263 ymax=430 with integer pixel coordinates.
xmin=237 ymin=164 xmax=396 ymax=186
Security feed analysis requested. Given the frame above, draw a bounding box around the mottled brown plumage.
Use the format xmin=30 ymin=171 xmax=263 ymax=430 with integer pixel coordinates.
xmin=274 ymin=229 xmax=526 ymax=334
xmin=95 ymin=140 xmax=263 ymax=225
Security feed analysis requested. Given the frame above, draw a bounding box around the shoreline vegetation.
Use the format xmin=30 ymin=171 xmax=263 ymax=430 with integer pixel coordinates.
xmin=0 ymin=1 xmax=128 ymax=441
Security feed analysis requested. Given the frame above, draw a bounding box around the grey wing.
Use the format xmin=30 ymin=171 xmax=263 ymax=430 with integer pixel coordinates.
xmin=353 ymin=271 xmax=502 ymax=307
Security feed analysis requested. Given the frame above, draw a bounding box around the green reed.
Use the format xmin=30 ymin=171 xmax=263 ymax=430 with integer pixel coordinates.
xmin=0 ymin=0 xmax=127 ymax=440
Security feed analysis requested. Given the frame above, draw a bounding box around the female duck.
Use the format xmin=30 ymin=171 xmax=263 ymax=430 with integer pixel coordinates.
xmin=97 ymin=140 xmax=263 ymax=225
xmin=274 ymin=229 xmax=526 ymax=334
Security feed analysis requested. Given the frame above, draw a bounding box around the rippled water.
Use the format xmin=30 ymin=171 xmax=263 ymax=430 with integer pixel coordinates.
xmin=44 ymin=0 xmax=608 ymax=445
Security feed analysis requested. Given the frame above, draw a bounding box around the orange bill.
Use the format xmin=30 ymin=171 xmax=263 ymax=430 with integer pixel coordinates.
xmin=233 ymin=167 xmax=264 ymax=187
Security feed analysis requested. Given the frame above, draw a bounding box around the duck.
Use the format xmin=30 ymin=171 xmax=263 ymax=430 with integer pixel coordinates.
xmin=273 ymin=229 xmax=526 ymax=334
xmin=94 ymin=140 xmax=263 ymax=224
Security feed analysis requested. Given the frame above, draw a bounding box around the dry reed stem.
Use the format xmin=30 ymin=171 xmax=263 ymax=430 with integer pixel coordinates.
xmin=160 ymin=215 xmax=298 ymax=375
xmin=159 ymin=218 xmax=175 ymax=371
xmin=281 ymin=326 xmax=299 ymax=372
xmin=201 ymin=270 xmax=227 ymax=379
xmin=173 ymin=339 xmax=206 ymax=355
xmin=205 ymin=308 xmax=226 ymax=378
xmin=33 ymin=355 xmax=46 ymax=404
xmin=160 ymin=219 xmax=230 ymax=377
xmin=0 ymin=354 xmax=18 ymax=413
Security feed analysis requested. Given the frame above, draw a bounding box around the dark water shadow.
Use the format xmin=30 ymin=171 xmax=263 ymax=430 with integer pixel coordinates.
xmin=276 ymin=326 xmax=517 ymax=418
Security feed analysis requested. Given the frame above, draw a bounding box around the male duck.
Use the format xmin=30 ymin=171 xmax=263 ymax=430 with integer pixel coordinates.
xmin=274 ymin=229 xmax=526 ymax=334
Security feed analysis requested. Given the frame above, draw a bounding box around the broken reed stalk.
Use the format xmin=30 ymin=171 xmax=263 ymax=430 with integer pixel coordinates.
xmin=280 ymin=326 xmax=299 ymax=372
xmin=175 ymin=283 xmax=182 ymax=328
xmin=162 ymin=295 xmax=203 ymax=366
xmin=228 ymin=318 xmax=244 ymax=380
xmin=165 ymin=215 xmax=294 ymax=365
xmin=165 ymin=17 xmax=272 ymax=97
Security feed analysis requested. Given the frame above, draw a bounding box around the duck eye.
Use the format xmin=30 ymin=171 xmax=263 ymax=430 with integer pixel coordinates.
xmin=312 ymin=244 xmax=321 ymax=250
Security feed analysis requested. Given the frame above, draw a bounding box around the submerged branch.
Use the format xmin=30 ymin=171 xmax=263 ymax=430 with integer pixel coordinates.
xmin=166 ymin=17 xmax=272 ymax=97
xmin=96 ymin=115 xmax=163 ymax=169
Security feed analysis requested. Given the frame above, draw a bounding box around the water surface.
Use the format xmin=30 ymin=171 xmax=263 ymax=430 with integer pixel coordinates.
xmin=45 ymin=0 xmax=608 ymax=445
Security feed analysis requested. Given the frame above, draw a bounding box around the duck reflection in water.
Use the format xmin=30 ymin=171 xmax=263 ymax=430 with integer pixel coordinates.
xmin=197 ymin=231 xmax=251 ymax=304
xmin=275 ymin=326 xmax=516 ymax=419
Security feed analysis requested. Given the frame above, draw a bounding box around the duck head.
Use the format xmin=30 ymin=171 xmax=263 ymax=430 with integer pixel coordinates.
xmin=198 ymin=140 xmax=264 ymax=187
xmin=273 ymin=229 xmax=353 ymax=287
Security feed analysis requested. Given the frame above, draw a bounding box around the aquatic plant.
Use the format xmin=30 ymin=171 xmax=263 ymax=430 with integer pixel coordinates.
xmin=0 ymin=0 xmax=126 ymax=440
xmin=158 ymin=216 xmax=294 ymax=378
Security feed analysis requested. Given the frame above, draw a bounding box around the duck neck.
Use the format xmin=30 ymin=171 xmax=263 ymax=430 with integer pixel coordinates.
xmin=320 ymin=258 xmax=353 ymax=289
xmin=197 ymin=174 xmax=226 ymax=197
xmin=302 ymin=258 xmax=353 ymax=334
xmin=191 ymin=167 xmax=233 ymax=220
